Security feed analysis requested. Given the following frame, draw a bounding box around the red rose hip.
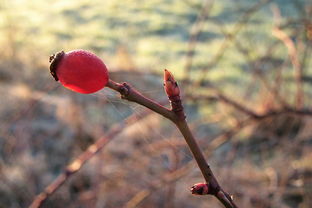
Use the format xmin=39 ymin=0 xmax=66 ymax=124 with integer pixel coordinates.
xmin=49 ymin=49 xmax=109 ymax=94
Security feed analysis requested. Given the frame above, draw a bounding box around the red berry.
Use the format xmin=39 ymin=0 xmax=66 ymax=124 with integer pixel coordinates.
xmin=49 ymin=49 xmax=109 ymax=94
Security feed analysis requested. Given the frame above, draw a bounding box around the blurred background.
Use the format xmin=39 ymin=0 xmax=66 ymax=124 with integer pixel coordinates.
xmin=0 ymin=0 xmax=312 ymax=207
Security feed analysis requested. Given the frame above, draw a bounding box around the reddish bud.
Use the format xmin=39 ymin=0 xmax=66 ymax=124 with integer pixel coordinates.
xmin=190 ymin=183 xmax=209 ymax=195
xmin=49 ymin=49 xmax=109 ymax=94
xmin=163 ymin=69 xmax=180 ymax=97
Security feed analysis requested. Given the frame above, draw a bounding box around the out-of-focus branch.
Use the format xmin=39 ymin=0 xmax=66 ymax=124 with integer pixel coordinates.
xmin=272 ymin=5 xmax=304 ymax=109
xmin=29 ymin=129 xmax=119 ymax=208
xmin=213 ymin=90 xmax=259 ymax=118
xmin=184 ymin=0 xmax=214 ymax=74
xmin=29 ymin=109 xmax=153 ymax=208
xmin=188 ymin=92 xmax=312 ymax=119
xmin=272 ymin=27 xmax=303 ymax=108
xmin=233 ymin=36 xmax=290 ymax=108
xmin=186 ymin=89 xmax=259 ymax=118
xmin=199 ymin=0 xmax=272 ymax=82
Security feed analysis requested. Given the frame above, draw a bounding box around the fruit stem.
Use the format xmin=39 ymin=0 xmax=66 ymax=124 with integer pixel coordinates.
xmin=107 ymin=79 xmax=176 ymax=121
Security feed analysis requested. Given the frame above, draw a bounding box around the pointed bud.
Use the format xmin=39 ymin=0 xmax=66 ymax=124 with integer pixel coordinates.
xmin=190 ymin=183 xmax=209 ymax=195
xmin=164 ymin=69 xmax=180 ymax=97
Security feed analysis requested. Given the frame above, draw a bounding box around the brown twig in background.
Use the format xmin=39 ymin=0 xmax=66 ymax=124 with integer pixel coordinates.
xmin=164 ymin=145 xmax=180 ymax=208
xmin=29 ymin=131 xmax=117 ymax=208
xmin=233 ymin=36 xmax=291 ymax=108
xmin=186 ymin=88 xmax=259 ymax=118
xmin=198 ymin=0 xmax=272 ymax=82
xmin=188 ymin=92 xmax=312 ymax=119
xmin=272 ymin=27 xmax=303 ymax=109
xmin=29 ymin=109 xmax=154 ymax=208
xmin=213 ymin=90 xmax=259 ymax=118
xmin=272 ymin=5 xmax=304 ymax=109
xmin=184 ymin=0 xmax=214 ymax=74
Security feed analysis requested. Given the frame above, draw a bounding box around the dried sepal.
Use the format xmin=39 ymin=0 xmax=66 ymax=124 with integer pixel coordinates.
xmin=163 ymin=69 xmax=180 ymax=97
xmin=49 ymin=51 xmax=65 ymax=81
xmin=190 ymin=183 xmax=209 ymax=195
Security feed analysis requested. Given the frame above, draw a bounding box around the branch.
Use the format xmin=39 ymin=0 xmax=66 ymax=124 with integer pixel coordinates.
xmin=107 ymin=80 xmax=176 ymax=121
xmin=186 ymin=90 xmax=259 ymax=118
xmin=272 ymin=5 xmax=304 ymax=109
xmin=187 ymin=91 xmax=312 ymax=119
xmin=184 ymin=0 xmax=214 ymax=73
xmin=198 ymin=0 xmax=272 ymax=82
xmin=29 ymin=109 xmax=153 ymax=208
xmin=29 ymin=130 xmax=118 ymax=208
xmin=107 ymin=70 xmax=239 ymax=208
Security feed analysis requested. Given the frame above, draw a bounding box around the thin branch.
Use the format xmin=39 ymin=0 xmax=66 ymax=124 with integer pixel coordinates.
xmin=108 ymin=70 xmax=239 ymax=208
xmin=187 ymin=91 xmax=312 ymax=119
xmin=233 ymin=35 xmax=291 ymax=108
xmin=199 ymin=0 xmax=272 ymax=82
xmin=29 ymin=108 xmax=153 ymax=208
xmin=184 ymin=0 xmax=214 ymax=73
xmin=214 ymin=91 xmax=259 ymax=118
xmin=107 ymin=80 xmax=176 ymax=121
xmin=272 ymin=5 xmax=304 ymax=109
xmin=272 ymin=27 xmax=303 ymax=109
xmin=257 ymin=107 xmax=312 ymax=118
xmin=186 ymin=90 xmax=259 ymax=118
xmin=29 ymin=129 xmax=118 ymax=208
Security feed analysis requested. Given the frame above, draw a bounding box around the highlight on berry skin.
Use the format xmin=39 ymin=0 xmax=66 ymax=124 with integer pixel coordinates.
xmin=49 ymin=49 xmax=109 ymax=94
xmin=191 ymin=183 xmax=209 ymax=195
xmin=163 ymin=69 xmax=180 ymax=97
